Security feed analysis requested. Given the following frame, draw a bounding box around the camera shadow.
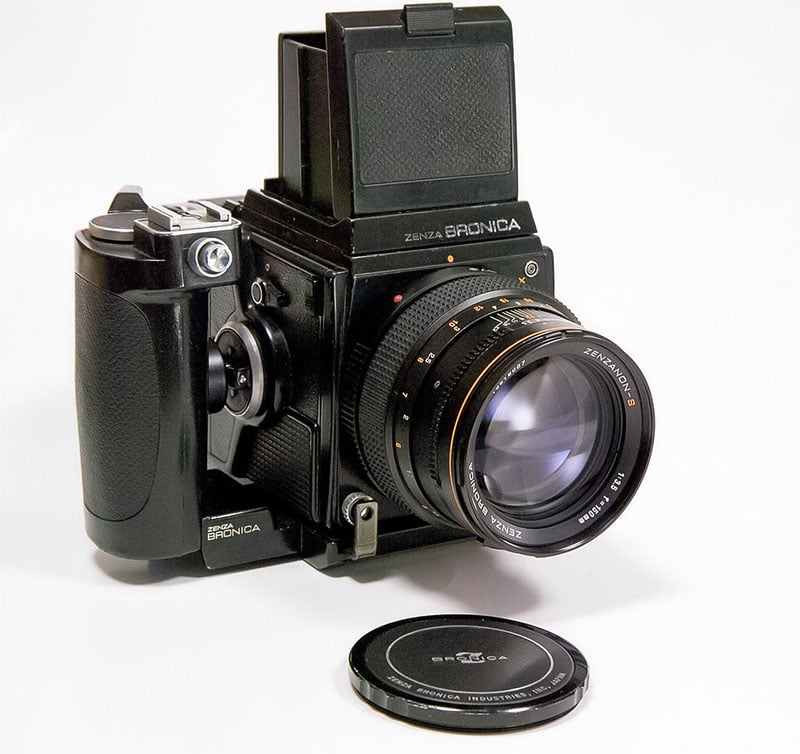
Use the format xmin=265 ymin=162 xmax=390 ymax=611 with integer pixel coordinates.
xmin=325 ymin=536 xmax=672 ymax=622
xmin=325 ymin=540 xmax=539 ymax=615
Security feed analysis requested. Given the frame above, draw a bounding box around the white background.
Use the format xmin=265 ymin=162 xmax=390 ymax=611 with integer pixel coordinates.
xmin=1 ymin=1 xmax=798 ymax=751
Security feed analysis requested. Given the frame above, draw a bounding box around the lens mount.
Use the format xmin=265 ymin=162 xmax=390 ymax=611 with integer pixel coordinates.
xmin=353 ymin=272 xmax=654 ymax=556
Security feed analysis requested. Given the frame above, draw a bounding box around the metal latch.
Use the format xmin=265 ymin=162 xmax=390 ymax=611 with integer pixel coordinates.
xmin=342 ymin=493 xmax=379 ymax=559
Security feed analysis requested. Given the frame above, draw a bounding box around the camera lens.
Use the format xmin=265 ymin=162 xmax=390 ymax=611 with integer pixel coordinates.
xmin=351 ymin=272 xmax=654 ymax=555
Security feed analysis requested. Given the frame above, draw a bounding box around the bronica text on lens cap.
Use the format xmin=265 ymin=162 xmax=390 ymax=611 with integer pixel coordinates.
xmin=348 ymin=614 xmax=589 ymax=732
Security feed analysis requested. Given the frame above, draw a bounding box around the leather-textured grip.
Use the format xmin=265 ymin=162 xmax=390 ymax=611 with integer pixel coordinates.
xmin=75 ymin=276 xmax=160 ymax=521
xmin=75 ymin=272 xmax=207 ymax=560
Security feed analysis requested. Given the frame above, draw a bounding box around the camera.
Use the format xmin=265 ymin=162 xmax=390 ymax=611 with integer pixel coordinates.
xmin=74 ymin=4 xmax=654 ymax=570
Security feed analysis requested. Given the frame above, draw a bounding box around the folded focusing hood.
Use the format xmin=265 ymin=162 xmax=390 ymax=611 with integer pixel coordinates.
xmin=279 ymin=4 xmax=517 ymax=218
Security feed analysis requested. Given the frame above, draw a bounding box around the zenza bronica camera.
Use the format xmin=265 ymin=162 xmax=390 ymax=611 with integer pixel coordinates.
xmin=74 ymin=4 xmax=654 ymax=570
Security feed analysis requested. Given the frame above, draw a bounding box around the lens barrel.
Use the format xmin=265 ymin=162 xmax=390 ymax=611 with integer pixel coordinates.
xmin=354 ymin=272 xmax=654 ymax=555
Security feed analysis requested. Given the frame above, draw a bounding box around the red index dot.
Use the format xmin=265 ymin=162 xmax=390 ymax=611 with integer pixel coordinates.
xmin=393 ymin=294 xmax=403 ymax=304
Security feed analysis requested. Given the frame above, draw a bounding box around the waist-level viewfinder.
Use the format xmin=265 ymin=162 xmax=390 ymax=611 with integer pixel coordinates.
xmin=279 ymin=4 xmax=517 ymax=218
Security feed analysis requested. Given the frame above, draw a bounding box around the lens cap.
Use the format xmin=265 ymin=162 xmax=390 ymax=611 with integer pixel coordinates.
xmin=349 ymin=614 xmax=588 ymax=732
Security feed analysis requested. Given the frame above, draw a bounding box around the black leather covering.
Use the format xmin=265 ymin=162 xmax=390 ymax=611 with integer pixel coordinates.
xmin=75 ymin=276 xmax=159 ymax=521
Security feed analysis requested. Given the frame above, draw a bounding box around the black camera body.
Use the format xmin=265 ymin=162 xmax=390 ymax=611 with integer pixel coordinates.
xmin=75 ymin=5 xmax=654 ymax=570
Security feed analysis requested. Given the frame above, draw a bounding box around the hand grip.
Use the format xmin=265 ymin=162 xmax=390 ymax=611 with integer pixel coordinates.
xmin=76 ymin=276 xmax=160 ymax=523
xmin=75 ymin=275 xmax=210 ymax=560
xmin=75 ymin=196 xmax=239 ymax=560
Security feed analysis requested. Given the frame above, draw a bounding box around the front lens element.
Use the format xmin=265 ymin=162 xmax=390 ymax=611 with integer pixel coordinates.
xmin=474 ymin=356 xmax=607 ymax=515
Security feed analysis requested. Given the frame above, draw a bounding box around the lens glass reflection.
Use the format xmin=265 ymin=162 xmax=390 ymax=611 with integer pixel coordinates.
xmin=474 ymin=356 xmax=604 ymax=513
